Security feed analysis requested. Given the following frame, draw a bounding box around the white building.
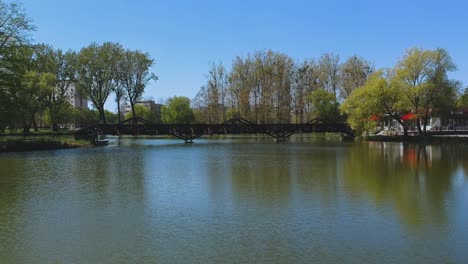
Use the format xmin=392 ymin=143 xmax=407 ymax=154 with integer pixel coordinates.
xmin=64 ymin=82 xmax=88 ymax=110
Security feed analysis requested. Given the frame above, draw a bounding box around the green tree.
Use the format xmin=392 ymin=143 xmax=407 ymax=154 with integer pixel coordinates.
xmin=0 ymin=0 xmax=36 ymax=130
xmin=161 ymin=96 xmax=194 ymax=124
xmin=32 ymin=44 xmax=76 ymax=130
xmin=457 ymin=88 xmax=468 ymax=107
xmin=396 ymin=48 xmax=457 ymax=135
xmin=341 ymin=71 xmax=412 ymax=136
xmin=1 ymin=45 xmax=50 ymax=132
xmin=0 ymin=1 xmax=36 ymax=49
xmin=117 ymin=49 xmax=157 ymax=124
xmin=124 ymin=104 xmax=157 ymax=123
xmin=76 ymin=42 xmax=122 ymax=124
xmin=307 ymin=89 xmax=340 ymax=120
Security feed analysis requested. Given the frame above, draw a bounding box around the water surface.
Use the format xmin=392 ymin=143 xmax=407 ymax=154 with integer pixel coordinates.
xmin=0 ymin=137 xmax=467 ymax=263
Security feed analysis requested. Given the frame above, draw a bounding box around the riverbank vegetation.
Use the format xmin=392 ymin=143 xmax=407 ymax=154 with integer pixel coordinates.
xmin=0 ymin=135 xmax=90 ymax=152
xmin=0 ymin=1 xmax=156 ymax=133
xmin=1 ymin=0 xmax=467 ymax=139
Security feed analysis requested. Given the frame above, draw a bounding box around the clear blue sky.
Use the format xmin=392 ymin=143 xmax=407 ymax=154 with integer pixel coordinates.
xmin=20 ymin=0 xmax=468 ymax=110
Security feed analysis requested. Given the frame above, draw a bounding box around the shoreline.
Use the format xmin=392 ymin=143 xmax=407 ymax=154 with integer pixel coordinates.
xmin=364 ymin=135 xmax=468 ymax=143
xmin=0 ymin=137 xmax=91 ymax=152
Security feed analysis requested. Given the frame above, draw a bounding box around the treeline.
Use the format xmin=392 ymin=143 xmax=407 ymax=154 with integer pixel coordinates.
xmin=193 ymin=50 xmax=373 ymax=124
xmin=0 ymin=1 xmax=156 ymax=132
xmin=193 ymin=49 xmax=467 ymax=136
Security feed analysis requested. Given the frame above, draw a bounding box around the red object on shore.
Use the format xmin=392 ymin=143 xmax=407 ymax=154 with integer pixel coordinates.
xmin=401 ymin=113 xmax=415 ymax=121
xmin=370 ymin=115 xmax=379 ymax=121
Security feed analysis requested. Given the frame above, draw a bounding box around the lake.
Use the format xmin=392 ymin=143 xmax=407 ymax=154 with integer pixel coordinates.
xmin=0 ymin=137 xmax=467 ymax=263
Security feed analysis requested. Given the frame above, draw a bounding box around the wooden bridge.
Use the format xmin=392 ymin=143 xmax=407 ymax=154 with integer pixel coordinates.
xmin=75 ymin=117 xmax=356 ymax=144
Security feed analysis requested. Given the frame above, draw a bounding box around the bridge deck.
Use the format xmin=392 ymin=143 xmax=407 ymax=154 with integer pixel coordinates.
xmin=75 ymin=118 xmax=355 ymax=143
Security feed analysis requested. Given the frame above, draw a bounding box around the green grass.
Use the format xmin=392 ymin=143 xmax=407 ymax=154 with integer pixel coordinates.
xmin=0 ymin=135 xmax=91 ymax=152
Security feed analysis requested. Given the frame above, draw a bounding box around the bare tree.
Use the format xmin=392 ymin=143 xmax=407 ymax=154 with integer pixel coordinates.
xmin=340 ymin=55 xmax=373 ymax=99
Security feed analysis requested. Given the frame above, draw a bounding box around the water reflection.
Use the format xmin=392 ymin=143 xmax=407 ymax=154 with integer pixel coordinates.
xmin=343 ymin=142 xmax=467 ymax=229
xmin=0 ymin=139 xmax=467 ymax=263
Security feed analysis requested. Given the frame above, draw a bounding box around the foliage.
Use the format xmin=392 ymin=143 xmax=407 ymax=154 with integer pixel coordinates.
xmin=0 ymin=0 xmax=36 ymax=49
xmin=117 ymin=49 xmax=157 ymax=123
xmin=307 ymin=89 xmax=340 ymax=120
xmin=74 ymin=109 xmax=117 ymax=127
xmin=396 ymin=48 xmax=457 ymax=135
xmin=76 ymin=42 xmax=123 ymax=124
xmin=161 ymin=96 xmax=194 ymax=124
xmin=124 ymin=104 xmax=157 ymax=123
xmin=341 ymin=71 xmax=412 ymax=135
xmin=457 ymin=88 xmax=468 ymax=107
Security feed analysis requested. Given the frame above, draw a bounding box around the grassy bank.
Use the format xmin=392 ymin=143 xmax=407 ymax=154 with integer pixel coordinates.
xmin=0 ymin=136 xmax=91 ymax=152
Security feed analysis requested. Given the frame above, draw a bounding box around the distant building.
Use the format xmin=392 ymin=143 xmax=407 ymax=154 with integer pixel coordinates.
xmin=64 ymin=83 xmax=88 ymax=110
xmin=125 ymin=100 xmax=162 ymax=123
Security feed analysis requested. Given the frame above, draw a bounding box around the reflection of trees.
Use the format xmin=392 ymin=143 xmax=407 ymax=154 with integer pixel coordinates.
xmin=226 ymin=143 xmax=344 ymax=206
xmin=343 ymin=142 xmax=466 ymax=230
xmin=228 ymin=145 xmax=293 ymax=206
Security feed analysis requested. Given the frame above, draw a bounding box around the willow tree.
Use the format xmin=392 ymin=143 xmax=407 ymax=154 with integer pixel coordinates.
xmin=76 ymin=42 xmax=122 ymax=124
xmin=341 ymin=71 xmax=412 ymax=136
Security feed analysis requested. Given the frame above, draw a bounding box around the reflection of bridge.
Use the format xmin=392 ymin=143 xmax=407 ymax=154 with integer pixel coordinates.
xmin=75 ymin=118 xmax=355 ymax=143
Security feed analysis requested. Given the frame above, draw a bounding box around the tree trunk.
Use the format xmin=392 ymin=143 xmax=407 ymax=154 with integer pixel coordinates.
xmin=117 ymin=100 xmax=121 ymax=124
xmin=23 ymin=118 xmax=31 ymax=133
xmin=130 ymin=102 xmax=136 ymax=125
xmin=416 ymin=118 xmax=423 ymax=136
xmin=99 ymin=105 xmax=106 ymax=124
xmin=403 ymin=126 xmax=408 ymax=137
xmin=32 ymin=118 xmax=38 ymax=132
xmin=50 ymin=108 xmax=58 ymax=132
xmin=423 ymin=114 xmax=429 ymax=136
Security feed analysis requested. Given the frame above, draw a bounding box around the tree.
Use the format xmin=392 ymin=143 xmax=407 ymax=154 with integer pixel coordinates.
xmin=161 ymin=96 xmax=194 ymax=124
xmin=76 ymin=42 xmax=122 ymax=124
xmin=117 ymin=49 xmax=156 ymax=124
xmin=291 ymin=60 xmax=321 ymax=123
xmin=0 ymin=1 xmax=36 ymax=50
xmin=307 ymin=89 xmax=340 ymax=120
xmin=50 ymin=49 xmax=77 ymax=129
xmin=0 ymin=45 xmax=50 ymax=132
xmin=396 ymin=48 xmax=457 ymax=135
xmin=124 ymin=104 xmax=157 ymax=123
xmin=457 ymin=88 xmax=468 ymax=107
xmin=0 ymin=0 xmax=36 ymax=130
xmin=33 ymin=44 xmax=76 ymax=131
xmin=341 ymin=71 xmax=412 ymax=136
xmin=318 ymin=53 xmax=341 ymax=96
xmin=227 ymin=56 xmax=253 ymax=120
xmin=340 ymin=56 xmax=373 ymax=99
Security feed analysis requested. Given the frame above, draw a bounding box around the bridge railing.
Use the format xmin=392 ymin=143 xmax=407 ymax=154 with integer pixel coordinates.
xmin=75 ymin=118 xmax=355 ymax=142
